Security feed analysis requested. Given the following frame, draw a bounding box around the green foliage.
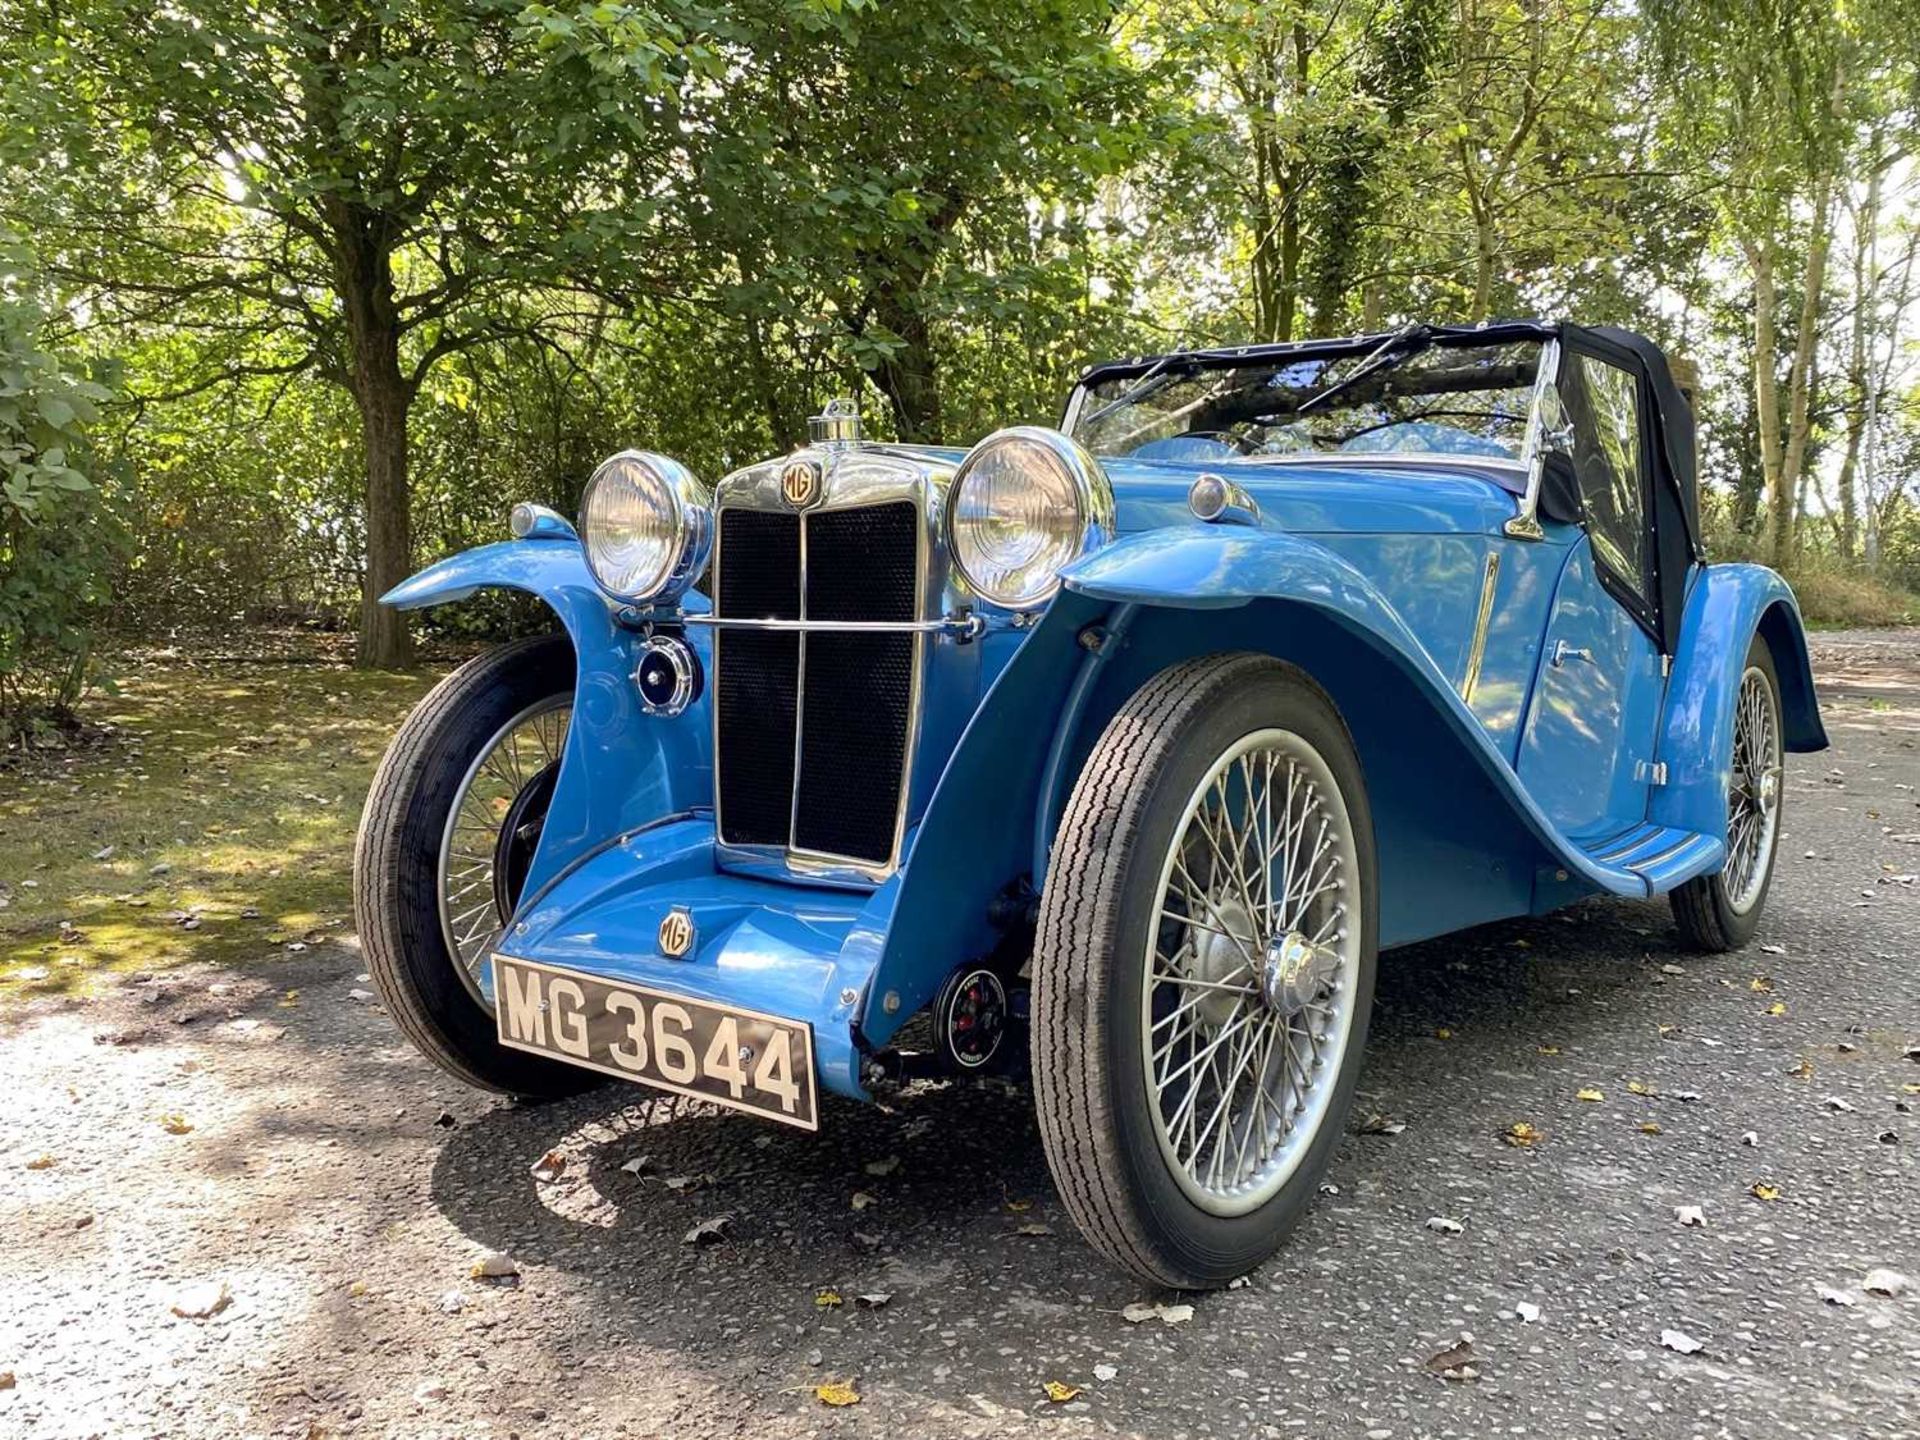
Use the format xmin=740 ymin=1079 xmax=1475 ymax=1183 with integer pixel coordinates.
xmin=0 ymin=0 xmax=1917 ymax=677
xmin=0 ymin=278 xmax=126 ymax=740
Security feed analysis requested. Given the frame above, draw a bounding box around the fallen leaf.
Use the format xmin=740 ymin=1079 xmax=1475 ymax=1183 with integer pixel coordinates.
xmin=1015 ymin=1222 xmax=1053 ymax=1237
xmin=1537 ymin=1044 xmax=1561 ymax=1056
xmin=618 ymin=1155 xmax=653 ymax=1177
xmin=347 ymin=988 xmax=375 ymax=1001
xmin=1787 ymin=1058 xmax=1814 ymax=1081
xmin=1513 ymin=1301 xmax=1541 ymax=1324
xmin=683 ymin=1214 xmax=732 ymax=1247
xmin=1740 ymin=1130 xmax=1759 ymax=1146
xmin=530 ymin=1150 xmax=566 ymax=1183
xmin=1749 ymin=976 xmax=1774 ymax=993
xmin=814 ymin=1380 xmax=860 ymax=1407
xmin=1639 ymin=1122 xmax=1664 ymax=1135
xmin=24 ymin=1153 xmax=55 ymax=1170
xmin=1121 ymin=1301 xmax=1194 ymax=1326
xmin=1661 ymin=963 xmax=1686 ymax=976
xmin=1502 ymin=1121 xmax=1543 ymax=1148
xmin=1627 ymin=1080 xmax=1654 ymax=1096
xmin=1042 ymin=1380 xmax=1081 ymax=1403
xmin=1435 ymin=1027 xmax=1453 ymax=1040
xmin=1751 ymin=1181 xmax=1782 ymax=1202
xmin=854 ymin=1292 xmax=892 ymax=1309
xmin=438 ymin=1290 xmax=466 ymax=1315
xmin=278 ymin=989 xmax=300 ymax=1008
xmin=0 ymin=1370 xmax=12 ymax=1389
xmin=1093 ymin=1362 xmax=1118 ymax=1382
xmin=1425 ymin=1216 xmax=1464 ymax=1234
xmin=1765 ymin=1001 xmax=1787 ymax=1017
xmin=1004 ymin=1198 xmax=1032 ymax=1213
xmin=1673 ymin=1205 xmax=1705 ymax=1227
xmin=1358 ymin=1113 xmax=1405 ymax=1135
xmin=663 ymin=1175 xmax=703 ymax=1192
xmin=863 ymin=1155 xmax=900 ymax=1177
xmin=850 ymin=1191 xmax=877 ymax=1212
xmin=1863 ymin=1268 xmax=1909 ymax=1297
xmin=1815 ymin=1284 xmax=1857 ymax=1307
xmin=815 ymin=1288 xmax=843 ymax=1309
xmin=168 ymin=1280 xmax=230 ymax=1319
xmin=1759 ymin=943 xmax=1787 ymax=955
xmin=1576 ymin=1087 xmax=1605 ymax=1102
xmin=469 ymin=1251 xmax=518 ymax=1280
xmin=1823 ymin=1095 xmax=1856 ymax=1113
xmin=1424 ymin=1338 xmax=1475 ymax=1375
xmin=1901 ymin=1083 xmax=1920 ymax=1095
xmin=1660 ymin=1328 xmax=1704 ymax=1355
xmin=159 ymin=1114 xmax=192 ymax=1135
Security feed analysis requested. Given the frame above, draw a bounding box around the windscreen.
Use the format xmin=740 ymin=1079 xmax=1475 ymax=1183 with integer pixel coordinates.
xmin=1071 ymin=339 xmax=1546 ymax=465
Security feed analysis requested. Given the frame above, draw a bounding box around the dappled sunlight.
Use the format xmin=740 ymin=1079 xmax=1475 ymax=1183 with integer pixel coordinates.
xmin=1 ymin=656 xmax=440 ymax=1004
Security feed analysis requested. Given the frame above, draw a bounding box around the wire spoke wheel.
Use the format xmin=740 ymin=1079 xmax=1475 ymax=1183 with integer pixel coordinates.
xmin=1142 ymin=728 xmax=1363 ymax=1216
xmin=1722 ymin=665 xmax=1781 ymax=915
xmin=436 ymin=697 xmax=571 ymax=1009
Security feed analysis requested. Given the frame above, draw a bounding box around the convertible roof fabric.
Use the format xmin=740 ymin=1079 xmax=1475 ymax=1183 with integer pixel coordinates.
xmin=1079 ymin=320 xmax=1703 ymax=651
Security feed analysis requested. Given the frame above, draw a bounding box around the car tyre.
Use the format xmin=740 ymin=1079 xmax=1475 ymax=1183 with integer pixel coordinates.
xmin=1032 ymin=652 xmax=1378 ymax=1289
xmin=354 ymin=633 xmax=596 ymax=1099
xmin=1670 ymin=635 xmax=1785 ymax=952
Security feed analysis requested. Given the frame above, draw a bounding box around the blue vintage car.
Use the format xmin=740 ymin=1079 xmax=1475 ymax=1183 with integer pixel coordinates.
xmin=356 ymin=320 xmax=1827 ymax=1288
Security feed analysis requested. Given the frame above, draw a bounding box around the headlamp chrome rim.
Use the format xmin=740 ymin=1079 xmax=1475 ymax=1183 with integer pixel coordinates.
xmin=578 ymin=450 xmax=714 ymax=605
xmin=943 ymin=425 xmax=1116 ymax=610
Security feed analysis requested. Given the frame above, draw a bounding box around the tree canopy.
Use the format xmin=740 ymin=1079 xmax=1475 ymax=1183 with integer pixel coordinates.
xmin=2 ymin=0 xmax=1918 ymax=707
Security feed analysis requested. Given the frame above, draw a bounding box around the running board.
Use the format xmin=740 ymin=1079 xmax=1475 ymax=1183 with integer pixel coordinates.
xmin=1573 ymin=822 xmax=1724 ymax=895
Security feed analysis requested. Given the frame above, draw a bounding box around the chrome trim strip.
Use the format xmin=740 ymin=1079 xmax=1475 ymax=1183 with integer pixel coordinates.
xmin=685 ymin=614 xmax=980 ymax=635
xmin=1589 ymin=823 xmax=1660 ymax=863
xmin=1630 ymin=836 xmax=1696 ymax=873
xmin=1460 ymin=550 xmax=1501 ymax=705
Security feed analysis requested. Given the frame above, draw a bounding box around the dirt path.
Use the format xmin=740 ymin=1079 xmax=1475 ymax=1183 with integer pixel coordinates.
xmin=3 ymin=630 xmax=1917 ymax=1439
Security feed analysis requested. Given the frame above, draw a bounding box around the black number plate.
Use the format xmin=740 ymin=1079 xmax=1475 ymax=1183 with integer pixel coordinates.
xmin=493 ymin=957 xmax=818 ymax=1130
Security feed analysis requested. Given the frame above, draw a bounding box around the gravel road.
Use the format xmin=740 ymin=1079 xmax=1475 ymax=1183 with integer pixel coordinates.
xmin=3 ymin=630 xmax=1916 ymax=1440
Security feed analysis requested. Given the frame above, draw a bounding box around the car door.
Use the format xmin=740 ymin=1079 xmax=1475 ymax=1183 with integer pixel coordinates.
xmin=1517 ymin=352 xmax=1667 ymax=841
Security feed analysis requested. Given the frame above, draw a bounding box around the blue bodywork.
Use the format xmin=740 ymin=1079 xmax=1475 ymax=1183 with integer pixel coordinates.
xmin=386 ymin=440 xmax=1826 ymax=1108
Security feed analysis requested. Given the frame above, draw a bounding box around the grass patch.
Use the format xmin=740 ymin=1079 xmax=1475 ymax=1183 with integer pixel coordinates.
xmin=0 ymin=654 xmax=440 ymax=1005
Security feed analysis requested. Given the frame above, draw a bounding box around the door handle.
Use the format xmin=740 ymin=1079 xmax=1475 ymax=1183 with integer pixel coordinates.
xmin=1551 ymin=639 xmax=1594 ymax=668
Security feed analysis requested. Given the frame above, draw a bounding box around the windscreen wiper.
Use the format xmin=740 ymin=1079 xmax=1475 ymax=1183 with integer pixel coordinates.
xmin=1079 ymin=355 xmax=1200 ymax=429
xmin=1296 ymin=323 xmax=1435 ymax=414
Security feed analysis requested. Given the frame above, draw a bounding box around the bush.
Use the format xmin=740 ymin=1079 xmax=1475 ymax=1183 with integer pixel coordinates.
xmin=0 ymin=295 xmax=125 ymax=745
xmin=1782 ymin=555 xmax=1919 ymax=629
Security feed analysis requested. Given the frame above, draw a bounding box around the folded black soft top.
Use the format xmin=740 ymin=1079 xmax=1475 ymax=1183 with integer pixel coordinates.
xmin=1077 ymin=319 xmax=1702 ymax=652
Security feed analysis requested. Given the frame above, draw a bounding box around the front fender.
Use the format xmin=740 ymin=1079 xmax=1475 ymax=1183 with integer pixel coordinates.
xmin=382 ymin=540 xmax=712 ymax=903
xmin=1651 ymin=563 xmax=1827 ymax=840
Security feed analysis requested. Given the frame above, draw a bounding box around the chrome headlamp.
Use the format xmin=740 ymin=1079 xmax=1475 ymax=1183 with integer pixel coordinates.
xmin=944 ymin=427 xmax=1115 ymax=609
xmin=578 ymin=450 xmax=713 ymax=604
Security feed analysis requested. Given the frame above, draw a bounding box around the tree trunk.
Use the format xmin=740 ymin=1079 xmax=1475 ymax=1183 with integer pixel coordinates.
xmin=870 ymin=285 xmax=942 ymax=443
xmin=1748 ymin=237 xmax=1785 ymax=562
xmin=332 ymin=204 xmax=415 ymax=669
xmin=1774 ymin=174 xmax=1834 ymax=570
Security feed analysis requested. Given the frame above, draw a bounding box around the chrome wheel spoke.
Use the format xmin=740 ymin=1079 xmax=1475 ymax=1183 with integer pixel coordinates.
xmin=1721 ymin=667 xmax=1779 ymax=914
xmin=1141 ymin=726 xmax=1362 ymax=1216
xmin=436 ymin=699 xmax=571 ymax=1013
